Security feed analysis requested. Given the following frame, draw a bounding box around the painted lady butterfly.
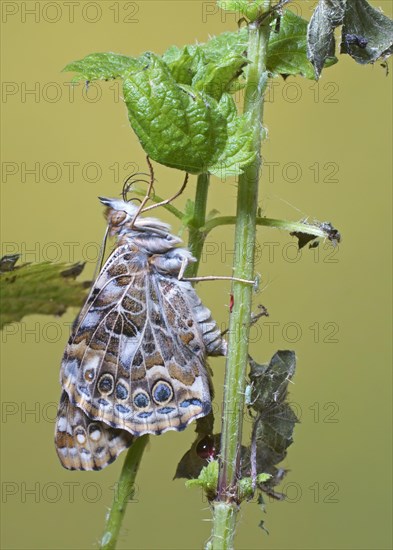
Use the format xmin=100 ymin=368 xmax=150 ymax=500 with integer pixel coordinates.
xmin=55 ymin=197 xmax=226 ymax=470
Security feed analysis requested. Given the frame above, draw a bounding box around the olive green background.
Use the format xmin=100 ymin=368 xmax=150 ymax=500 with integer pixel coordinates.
xmin=1 ymin=1 xmax=392 ymax=549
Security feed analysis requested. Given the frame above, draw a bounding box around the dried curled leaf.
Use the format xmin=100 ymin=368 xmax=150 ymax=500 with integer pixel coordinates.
xmin=0 ymin=254 xmax=20 ymax=272
xmin=176 ymin=351 xmax=298 ymax=503
xmin=290 ymin=220 xmax=341 ymax=249
xmin=248 ymin=350 xmax=296 ymax=411
xmin=244 ymin=351 xmax=299 ymax=498
xmin=308 ymin=0 xmax=393 ymax=78
xmin=307 ymin=0 xmax=345 ymax=79
xmin=340 ymin=0 xmax=393 ymax=64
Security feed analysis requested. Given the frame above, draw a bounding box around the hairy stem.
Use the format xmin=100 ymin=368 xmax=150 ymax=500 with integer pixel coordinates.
xmin=211 ymin=6 xmax=272 ymax=548
xmin=100 ymin=435 xmax=149 ymax=550
xmin=202 ymin=216 xmax=331 ymax=239
xmin=187 ymin=172 xmax=210 ymax=276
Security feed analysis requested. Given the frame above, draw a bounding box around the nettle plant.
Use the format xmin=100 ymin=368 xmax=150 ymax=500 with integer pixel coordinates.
xmin=43 ymin=0 xmax=393 ymax=548
xmin=61 ymin=1 xmax=391 ymax=548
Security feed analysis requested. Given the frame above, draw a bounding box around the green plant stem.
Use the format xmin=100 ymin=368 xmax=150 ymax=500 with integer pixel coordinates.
xmin=202 ymin=216 xmax=330 ymax=238
xmin=211 ymin=6 xmax=272 ymax=549
xmin=187 ymin=172 xmax=210 ymax=276
xmin=133 ymin=188 xmax=331 ymax=241
xmin=100 ymin=435 xmax=149 ymax=550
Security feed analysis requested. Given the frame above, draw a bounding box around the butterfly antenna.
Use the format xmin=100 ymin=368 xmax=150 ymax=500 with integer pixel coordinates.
xmin=122 ymin=172 xmax=140 ymax=202
xmin=122 ymin=173 xmax=153 ymax=203
xmin=129 ymin=156 xmax=156 ymax=226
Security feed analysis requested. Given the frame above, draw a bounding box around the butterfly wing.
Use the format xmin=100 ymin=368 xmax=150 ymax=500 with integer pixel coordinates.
xmin=55 ymin=391 xmax=134 ymax=470
xmin=60 ymin=242 xmax=219 ymax=436
xmin=129 ymin=272 xmax=212 ymax=433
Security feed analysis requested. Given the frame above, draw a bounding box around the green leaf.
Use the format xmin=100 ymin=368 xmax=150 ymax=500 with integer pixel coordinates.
xmin=192 ymin=55 xmax=249 ymax=100
xmin=164 ymin=37 xmax=249 ymax=100
xmin=62 ymin=14 xmax=336 ymax=179
xmin=270 ymin=10 xmax=335 ymax=80
xmin=217 ymin=0 xmax=249 ymax=12
xmin=191 ymin=13 xmax=335 ymax=81
xmin=61 ymin=49 xmax=254 ymax=176
xmin=181 ymin=199 xmax=196 ymax=227
xmin=217 ymin=0 xmax=267 ymax=22
xmin=185 ymin=459 xmax=218 ymax=500
xmin=238 ymin=474 xmax=272 ymax=501
xmin=340 ymin=0 xmax=393 ymax=64
xmin=165 ymin=46 xmax=204 ymax=86
xmin=0 ymin=258 xmax=88 ymax=330
xmin=197 ymin=28 xmax=249 ymax=62
xmin=166 ymin=13 xmax=328 ymax=85
xmin=209 ymin=93 xmax=256 ymax=178
xmin=237 ymin=476 xmax=255 ymax=500
xmin=257 ymin=473 xmax=272 ymax=484
xmin=123 ymin=53 xmax=255 ymax=176
xmin=63 ymin=52 xmax=147 ymax=82
xmin=163 ymin=28 xmax=248 ymax=71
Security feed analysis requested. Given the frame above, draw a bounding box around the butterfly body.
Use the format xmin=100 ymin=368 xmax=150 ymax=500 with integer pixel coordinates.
xmin=55 ymin=198 xmax=226 ymax=470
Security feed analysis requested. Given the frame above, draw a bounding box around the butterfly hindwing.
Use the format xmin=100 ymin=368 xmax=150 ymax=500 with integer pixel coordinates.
xmin=55 ymin=391 xmax=134 ymax=470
